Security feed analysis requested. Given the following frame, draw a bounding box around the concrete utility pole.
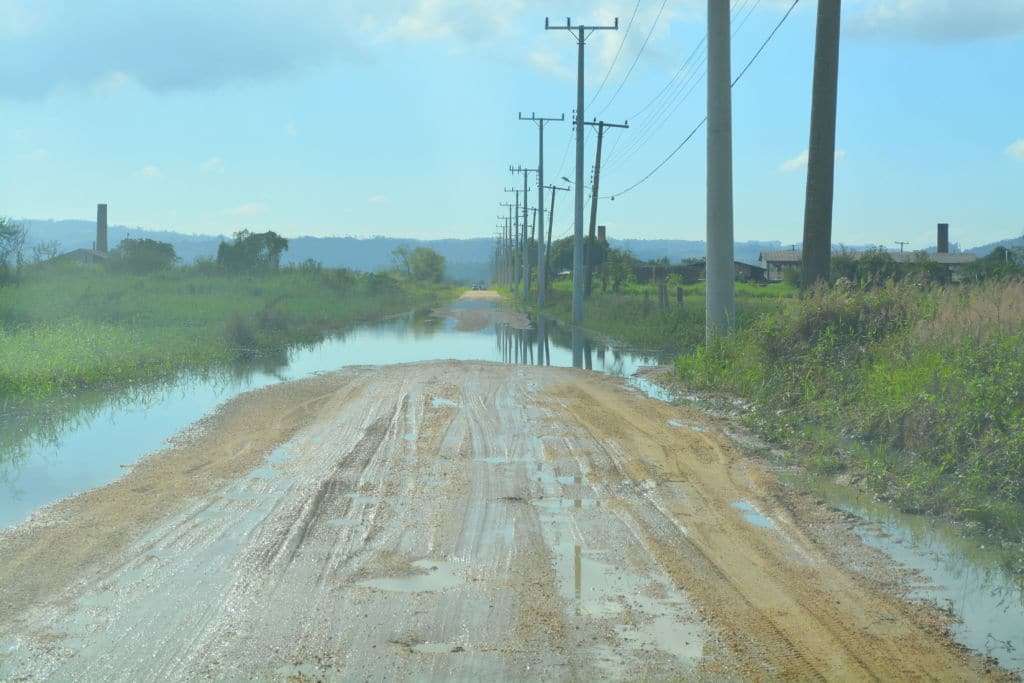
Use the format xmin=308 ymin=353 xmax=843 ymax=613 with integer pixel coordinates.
xmin=519 ymin=112 xmax=564 ymax=309
xmin=706 ymin=0 xmax=735 ymax=340
xmin=543 ymin=184 xmax=570 ymax=293
xmin=582 ymin=119 xmax=628 ymax=297
xmin=510 ymin=166 xmax=536 ymax=301
xmin=503 ymin=188 xmax=521 ymax=292
xmin=801 ymin=0 xmax=842 ymax=288
xmin=546 ymin=16 xmax=619 ymax=324
xmin=895 ymin=240 xmax=909 ymax=253
xmin=500 ymin=203 xmax=515 ymax=286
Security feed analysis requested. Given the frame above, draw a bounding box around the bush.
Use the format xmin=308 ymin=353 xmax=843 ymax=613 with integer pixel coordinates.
xmin=216 ymin=230 xmax=288 ymax=272
xmin=224 ymin=313 xmax=256 ymax=353
xmin=108 ymin=238 xmax=177 ymax=273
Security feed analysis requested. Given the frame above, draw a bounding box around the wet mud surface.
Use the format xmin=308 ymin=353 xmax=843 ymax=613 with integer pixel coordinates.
xmin=0 ymin=360 xmax=1002 ymax=680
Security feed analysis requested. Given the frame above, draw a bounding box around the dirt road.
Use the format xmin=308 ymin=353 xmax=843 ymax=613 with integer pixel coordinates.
xmin=0 ymin=361 xmax=996 ymax=680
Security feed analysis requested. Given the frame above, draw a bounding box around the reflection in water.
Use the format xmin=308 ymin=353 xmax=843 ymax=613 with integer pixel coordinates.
xmin=1 ymin=306 xmax=664 ymax=529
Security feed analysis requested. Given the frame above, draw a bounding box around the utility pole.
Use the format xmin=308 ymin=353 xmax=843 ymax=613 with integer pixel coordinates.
xmin=546 ymin=16 xmax=619 ymax=325
xmin=801 ymin=0 xmax=842 ymax=287
xmin=543 ymin=184 xmax=570 ymax=294
xmin=519 ymin=112 xmax=564 ymax=309
xmin=706 ymin=0 xmax=735 ymax=340
xmin=895 ymin=240 xmax=909 ymax=253
xmin=500 ymin=203 xmax=514 ymax=287
xmin=583 ymin=118 xmax=628 ymax=297
xmin=503 ymin=188 xmax=520 ymax=292
xmin=510 ymin=165 xmax=536 ymax=301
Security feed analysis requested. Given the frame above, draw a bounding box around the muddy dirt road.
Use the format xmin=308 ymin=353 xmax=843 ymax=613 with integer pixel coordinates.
xmin=0 ymin=360 xmax=997 ymax=680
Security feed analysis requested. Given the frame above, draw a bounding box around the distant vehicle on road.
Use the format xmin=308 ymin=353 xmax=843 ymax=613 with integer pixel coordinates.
xmin=471 ymin=282 xmax=484 ymax=291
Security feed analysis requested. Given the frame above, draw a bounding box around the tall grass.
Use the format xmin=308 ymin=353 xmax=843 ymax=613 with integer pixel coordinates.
xmin=538 ymin=279 xmax=794 ymax=352
xmin=676 ymin=279 xmax=1024 ymax=539
xmin=0 ymin=263 xmax=457 ymax=401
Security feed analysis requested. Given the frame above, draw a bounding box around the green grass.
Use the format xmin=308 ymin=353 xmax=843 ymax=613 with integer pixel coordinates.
xmin=532 ymin=278 xmax=795 ymax=351
xmin=675 ymin=280 xmax=1024 ymax=540
xmin=0 ymin=263 xmax=458 ymax=401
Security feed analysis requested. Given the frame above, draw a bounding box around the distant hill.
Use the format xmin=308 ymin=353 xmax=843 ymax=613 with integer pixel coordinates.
xmin=18 ymin=218 xmax=1021 ymax=281
xmin=967 ymin=235 xmax=1024 ymax=256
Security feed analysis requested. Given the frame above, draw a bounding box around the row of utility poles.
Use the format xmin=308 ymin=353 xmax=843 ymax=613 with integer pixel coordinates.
xmin=495 ymin=2 xmax=842 ymax=344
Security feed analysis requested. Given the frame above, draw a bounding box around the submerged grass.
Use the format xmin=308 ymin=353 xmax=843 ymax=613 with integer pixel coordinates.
xmin=0 ymin=263 xmax=458 ymax=401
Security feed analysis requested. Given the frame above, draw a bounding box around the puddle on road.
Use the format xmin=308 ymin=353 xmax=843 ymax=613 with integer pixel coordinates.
xmin=783 ymin=472 xmax=1024 ymax=675
xmin=731 ymin=500 xmax=776 ymax=529
xmin=530 ymin=459 xmax=707 ymax=676
xmin=356 ymin=559 xmax=465 ymax=593
xmin=1 ymin=302 xmax=666 ymax=530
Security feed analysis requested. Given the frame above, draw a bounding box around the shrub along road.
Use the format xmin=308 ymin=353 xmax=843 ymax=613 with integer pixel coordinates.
xmin=0 ymin=357 xmax=998 ymax=679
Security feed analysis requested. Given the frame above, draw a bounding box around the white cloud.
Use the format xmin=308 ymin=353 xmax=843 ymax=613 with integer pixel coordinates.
xmin=18 ymin=148 xmax=48 ymax=162
xmin=779 ymin=148 xmax=846 ymax=173
xmin=850 ymin=0 xmax=1024 ymax=42
xmin=1006 ymin=139 xmax=1024 ymax=160
xmin=140 ymin=164 xmax=162 ymax=178
xmin=386 ymin=0 xmax=519 ymax=44
xmin=285 ymin=122 xmax=298 ymax=138
xmin=528 ymin=49 xmax=573 ymax=81
xmin=226 ymin=202 xmax=268 ymax=218
xmin=200 ymin=156 xmax=225 ymax=174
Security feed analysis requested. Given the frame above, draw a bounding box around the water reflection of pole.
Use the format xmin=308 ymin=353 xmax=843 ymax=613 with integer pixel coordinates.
xmin=584 ymin=339 xmax=593 ymax=370
xmin=536 ymin=317 xmax=546 ymax=366
xmin=571 ymin=326 xmax=583 ymax=368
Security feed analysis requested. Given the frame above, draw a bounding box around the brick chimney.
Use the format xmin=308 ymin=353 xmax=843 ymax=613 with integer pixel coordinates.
xmin=96 ymin=204 xmax=108 ymax=253
xmin=597 ymin=225 xmax=606 ymax=242
xmin=937 ymin=222 xmax=949 ymax=254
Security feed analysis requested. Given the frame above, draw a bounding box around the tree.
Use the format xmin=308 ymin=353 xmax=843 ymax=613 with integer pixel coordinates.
xmin=32 ymin=240 xmax=62 ymax=263
xmin=109 ymin=238 xmax=178 ymax=273
xmin=391 ymin=245 xmax=411 ymax=275
xmin=216 ymin=230 xmax=289 ymax=272
xmin=0 ymin=217 xmax=27 ymax=282
xmin=407 ymin=247 xmax=445 ymax=283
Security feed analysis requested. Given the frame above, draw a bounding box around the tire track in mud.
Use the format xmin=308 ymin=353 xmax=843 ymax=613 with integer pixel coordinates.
xmin=0 ymin=362 xmax=1004 ymax=681
xmin=545 ymin=377 xmax=991 ymax=680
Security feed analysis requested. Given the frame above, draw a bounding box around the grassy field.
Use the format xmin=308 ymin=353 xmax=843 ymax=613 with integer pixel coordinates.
xmin=0 ymin=263 xmax=458 ymax=402
xmin=534 ymin=278 xmax=795 ymax=352
xmin=676 ymin=280 xmax=1024 ymax=540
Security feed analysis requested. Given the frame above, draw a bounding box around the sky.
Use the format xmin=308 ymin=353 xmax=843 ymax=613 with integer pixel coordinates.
xmin=1 ymin=0 xmax=1022 ymax=250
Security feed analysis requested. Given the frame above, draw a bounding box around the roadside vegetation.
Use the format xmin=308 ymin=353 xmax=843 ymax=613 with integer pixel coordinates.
xmin=518 ymin=241 xmax=1024 ymax=542
xmin=0 ymin=224 xmax=456 ymax=403
xmin=677 ymin=276 xmax=1024 ymax=540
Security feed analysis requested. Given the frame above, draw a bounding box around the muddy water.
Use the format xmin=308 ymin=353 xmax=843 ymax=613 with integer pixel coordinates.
xmin=782 ymin=472 xmax=1024 ymax=675
xmin=0 ymin=304 xmax=665 ymax=530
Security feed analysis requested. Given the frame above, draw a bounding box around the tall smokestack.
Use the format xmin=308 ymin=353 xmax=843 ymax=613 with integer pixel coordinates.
xmin=937 ymin=222 xmax=949 ymax=254
xmin=597 ymin=225 xmax=606 ymax=242
xmin=96 ymin=204 xmax=108 ymax=253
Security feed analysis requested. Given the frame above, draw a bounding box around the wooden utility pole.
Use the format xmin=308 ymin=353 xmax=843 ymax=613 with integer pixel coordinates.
xmin=801 ymin=0 xmax=842 ymax=287
xmin=545 ymin=16 xmax=619 ymax=325
xmin=706 ymin=0 xmax=735 ymax=339
xmin=543 ymin=183 xmax=570 ymax=295
xmin=510 ymin=166 xmax=536 ymax=301
xmin=500 ymin=202 xmax=515 ymax=287
xmin=519 ymin=113 xmax=564 ymax=309
xmin=583 ymin=118 xmax=628 ymax=297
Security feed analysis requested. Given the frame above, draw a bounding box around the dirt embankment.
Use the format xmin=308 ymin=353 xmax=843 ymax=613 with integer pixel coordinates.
xmin=0 ymin=361 xmax=1002 ymax=680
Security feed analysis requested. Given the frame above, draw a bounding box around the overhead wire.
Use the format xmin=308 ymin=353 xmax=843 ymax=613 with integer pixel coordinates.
xmin=603 ymin=0 xmax=800 ymax=200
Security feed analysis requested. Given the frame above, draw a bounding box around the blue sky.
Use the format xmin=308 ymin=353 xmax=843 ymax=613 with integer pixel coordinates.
xmin=2 ymin=0 xmax=1022 ymax=249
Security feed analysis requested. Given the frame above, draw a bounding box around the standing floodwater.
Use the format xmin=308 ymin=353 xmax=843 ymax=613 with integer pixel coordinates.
xmin=0 ymin=299 xmax=665 ymax=530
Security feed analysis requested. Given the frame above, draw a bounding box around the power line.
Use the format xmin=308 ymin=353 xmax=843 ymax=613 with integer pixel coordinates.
xmin=604 ymin=0 xmax=800 ymax=200
xmin=604 ymin=0 xmax=762 ymax=171
xmin=587 ymin=0 xmax=642 ymax=109
xmin=595 ymin=0 xmax=670 ymax=119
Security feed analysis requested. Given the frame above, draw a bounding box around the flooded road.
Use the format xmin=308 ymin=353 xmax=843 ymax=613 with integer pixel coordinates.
xmin=0 ymin=293 xmax=1019 ymax=679
xmin=0 ymin=293 xmax=662 ymax=530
